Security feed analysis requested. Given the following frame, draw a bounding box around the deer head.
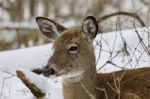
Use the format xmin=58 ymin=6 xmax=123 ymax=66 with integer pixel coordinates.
xmin=36 ymin=16 xmax=98 ymax=84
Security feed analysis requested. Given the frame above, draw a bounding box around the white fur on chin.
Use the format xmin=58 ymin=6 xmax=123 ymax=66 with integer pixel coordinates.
xmin=62 ymin=70 xmax=84 ymax=85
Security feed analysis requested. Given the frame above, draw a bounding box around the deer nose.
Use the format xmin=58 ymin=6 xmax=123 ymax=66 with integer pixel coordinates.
xmin=43 ymin=67 xmax=55 ymax=77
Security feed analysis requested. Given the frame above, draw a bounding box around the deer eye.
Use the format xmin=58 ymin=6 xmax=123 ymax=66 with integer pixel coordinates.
xmin=68 ymin=43 xmax=79 ymax=54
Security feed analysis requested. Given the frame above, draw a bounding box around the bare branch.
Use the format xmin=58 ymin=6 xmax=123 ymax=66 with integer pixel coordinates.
xmin=97 ymin=11 xmax=145 ymax=27
xmin=16 ymin=70 xmax=45 ymax=98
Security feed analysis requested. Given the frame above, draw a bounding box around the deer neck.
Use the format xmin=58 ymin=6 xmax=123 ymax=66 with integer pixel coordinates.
xmin=62 ymin=56 xmax=97 ymax=99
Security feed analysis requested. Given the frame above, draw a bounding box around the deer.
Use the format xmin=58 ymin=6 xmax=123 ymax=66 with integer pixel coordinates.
xmin=35 ymin=16 xmax=150 ymax=99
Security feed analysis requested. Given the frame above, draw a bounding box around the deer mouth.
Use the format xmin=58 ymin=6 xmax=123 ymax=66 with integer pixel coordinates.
xmin=53 ymin=68 xmax=85 ymax=80
xmin=42 ymin=66 xmax=85 ymax=83
xmin=42 ymin=66 xmax=65 ymax=77
xmin=42 ymin=64 xmax=85 ymax=83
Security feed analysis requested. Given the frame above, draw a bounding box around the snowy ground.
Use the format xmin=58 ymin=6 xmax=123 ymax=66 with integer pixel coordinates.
xmin=0 ymin=27 xmax=149 ymax=99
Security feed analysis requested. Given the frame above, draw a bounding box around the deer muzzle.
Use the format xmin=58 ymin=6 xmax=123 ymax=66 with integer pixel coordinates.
xmin=42 ymin=64 xmax=65 ymax=77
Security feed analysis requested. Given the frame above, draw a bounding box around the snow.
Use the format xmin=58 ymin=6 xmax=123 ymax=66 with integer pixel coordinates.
xmin=94 ymin=28 xmax=150 ymax=72
xmin=20 ymin=69 xmax=63 ymax=99
xmin=0 ymin=27 xmax=150 ymax=99
xmin=0 ymin=44 xmax=53 ymax=71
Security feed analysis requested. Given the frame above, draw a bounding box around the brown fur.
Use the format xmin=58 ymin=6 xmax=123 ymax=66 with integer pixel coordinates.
xmin=36 ymin=16 xmax=150 ymax=99
xmin=47 ymin=28 xmax=96 ymax=99
xmin=49 ymin=28 xmax=150 ymax=99
xmin=97 ymin=67 xmax=150 ymax=99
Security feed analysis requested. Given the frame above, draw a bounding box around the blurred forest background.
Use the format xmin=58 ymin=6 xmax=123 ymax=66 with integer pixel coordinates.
xmin=0 ymin=0 xmax=150 ymax=51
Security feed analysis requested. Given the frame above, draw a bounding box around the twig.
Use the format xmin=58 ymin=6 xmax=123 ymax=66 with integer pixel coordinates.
xmin=80 ymin=81 xmax=96 ymax=99
xmin=2 ymin=71 xmax=16 ymax=76
xmin=97 ymin=11 xmax=145 ymax=27
xmin=16 ymin=70 xmax=45 ymax=98
xmin=0 ymin=75 xmax=14 ymax=99
xmin=133 ymin=25 xmax=150 ymax=56
xmin=96 ymin=87 xmax=108 ymax=99
xmin=106 ymin=71 xmax=126 ymax=99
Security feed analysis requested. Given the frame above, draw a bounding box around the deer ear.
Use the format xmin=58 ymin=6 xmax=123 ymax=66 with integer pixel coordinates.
xmin=82 ymin=16 xmax=98 ymax=42
xmin=36 ymin=17 xmax=66 ymax=41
